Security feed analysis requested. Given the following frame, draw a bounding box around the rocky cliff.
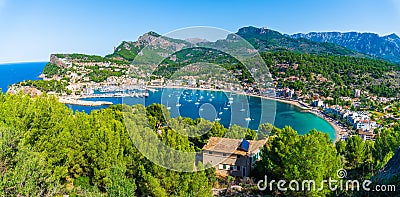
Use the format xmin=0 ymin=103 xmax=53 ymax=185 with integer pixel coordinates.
xmin=290 ymin=32 xmax=400 ymax=64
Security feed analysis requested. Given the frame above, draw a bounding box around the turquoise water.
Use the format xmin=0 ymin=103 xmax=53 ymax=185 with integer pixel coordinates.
xmin=69 ymin=88 xmax=336 ymax=140
xmin=0 ymin=62 xmax=335 ymax=140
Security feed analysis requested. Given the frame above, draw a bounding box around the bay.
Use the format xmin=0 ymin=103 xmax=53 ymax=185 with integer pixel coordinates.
xmin=0 ymin=62 xmax=335 ymax=140
xmin=69 ymin=88 xmax=336 ymax=140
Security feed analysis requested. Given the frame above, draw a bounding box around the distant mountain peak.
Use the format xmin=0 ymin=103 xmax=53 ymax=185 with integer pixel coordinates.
xmin=290 ymin=31 xmax=400 ymax=64
xmin=385 ymin=33 xmax=400 ymax=40
xmin=106 ymin=26 xmax=366 ymax=62
xmin=185 ymin=38 xmax=209 ymax=44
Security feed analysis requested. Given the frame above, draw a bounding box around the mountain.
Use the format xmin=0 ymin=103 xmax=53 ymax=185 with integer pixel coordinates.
xmin=290 ymin=32 xmax=400 ymax=64
xmin=105 ymin=26 xmax=366 ymax=63
xmin=106 ymin=31 xmax=193 ymax=63
xmin=234 ymin=26 xmax=362 ymax=56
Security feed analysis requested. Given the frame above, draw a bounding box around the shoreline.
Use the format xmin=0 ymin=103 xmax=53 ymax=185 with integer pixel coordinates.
xmin=308 ymin=110 xmax=343 ymax=143
xmin=62 ymin=85 xmax=342 ymax=142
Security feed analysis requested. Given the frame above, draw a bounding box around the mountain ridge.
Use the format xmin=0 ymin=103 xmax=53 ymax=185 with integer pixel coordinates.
xmin=290 ymin=31 xmax=400 ymax=64
xmin=105 ymin=26 xmax=369 ymax=63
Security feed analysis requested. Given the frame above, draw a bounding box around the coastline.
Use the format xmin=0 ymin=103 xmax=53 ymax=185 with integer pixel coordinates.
xmin=61 ymin=85 xmax=342 ymax=142
xmin=308 ymin=110 xmax=343 ymax=143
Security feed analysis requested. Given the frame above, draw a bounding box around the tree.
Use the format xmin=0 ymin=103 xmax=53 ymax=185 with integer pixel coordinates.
xmin=254 ymin=127 xmax=342 ymax=196
xmin=105 ymin=164 xmax=136 ymax=197
xmin=345 ymin=136 xmax=366 ymax=168
xmin=258 ymin=123 xmax=274 ymax=139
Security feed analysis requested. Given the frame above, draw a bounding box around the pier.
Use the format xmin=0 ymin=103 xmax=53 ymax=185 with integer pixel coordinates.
xmin=59 ymin=98 xmax=113 ymax=106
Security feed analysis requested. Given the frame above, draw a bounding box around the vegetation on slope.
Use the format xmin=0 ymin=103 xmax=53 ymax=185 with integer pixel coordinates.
xmin=262 ymin=50 xmax=400 ymax=98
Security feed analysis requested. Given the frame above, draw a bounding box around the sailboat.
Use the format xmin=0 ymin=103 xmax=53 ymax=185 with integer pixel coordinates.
xmin=166 ymin=101 xmax=171 ymax=110
xmin=223 ymin=102 xmax=229 ymax=110
xmin=219 ymin=107 xmax=223 ymax=115
xmin=240 ymin=103 xmax=246 ymax=112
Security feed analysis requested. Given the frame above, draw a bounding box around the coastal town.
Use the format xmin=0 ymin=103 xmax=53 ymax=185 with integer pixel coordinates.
xmin=2 ymin=0 xmax=400 ymax=195
xmin=8 ymin=53 xmax=399 ymax=143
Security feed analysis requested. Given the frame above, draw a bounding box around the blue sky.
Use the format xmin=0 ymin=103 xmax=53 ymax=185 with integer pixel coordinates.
xmin=0 ymin=0 xmax=399 ymax=63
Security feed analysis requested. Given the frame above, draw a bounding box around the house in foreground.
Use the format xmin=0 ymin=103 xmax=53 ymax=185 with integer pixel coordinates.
xmin=202 ymin=137 xmax=267 ymax=177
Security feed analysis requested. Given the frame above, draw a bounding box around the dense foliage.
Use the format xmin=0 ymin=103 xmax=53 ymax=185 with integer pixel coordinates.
xmin=17 ymin=80 xmax=69 ymax=93
xmin=154 ymin=47 xmax=255 ymax=83
xmin=235 ymin=26 xmax=361 ymax=56
xmin=43 ymin=63 xmax=66 ymax=78
xmin=253 ymin=123 xmax=400 ymax=196
xmin=262 ymin=51 xmax=400 ymax=97
xmin=56 ymin=54 xmax=128 ymax=65
xmin=85 ymin=65 xmax=124 ymax=83
xmin=0 ymin=93 xmax=215 ymax=196
xmin=105 ymin=41 xmax=142 ymax=61
xmin=0 ymin=93 xmax=398 ymax=196
xmin=254 ymin=127 xmax=342 ymax=196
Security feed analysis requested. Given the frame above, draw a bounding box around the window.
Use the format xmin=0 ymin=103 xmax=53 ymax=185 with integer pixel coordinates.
xmin=237 ymin=155 xmax=241 ymax=158
xmin=209 ymin=151 xmax=213 ymax=154
xmin=223 ymin=153 xmax=227 ymax=157
xmin=232 ymin=166 xmax=239 ymax=171
xmin=219 ymin=164 xmax=224 ymax=170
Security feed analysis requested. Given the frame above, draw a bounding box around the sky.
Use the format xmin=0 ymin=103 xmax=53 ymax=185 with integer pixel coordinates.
xmin=0 ymin=0 xmax=399 ymax=63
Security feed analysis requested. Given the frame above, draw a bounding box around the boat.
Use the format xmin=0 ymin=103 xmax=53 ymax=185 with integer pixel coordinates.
xmin=245 ymin=117 xmax=251 ymax=121
xmin=228 ymin=97 xmax=234 ymax=101
xmin=195 ymin=102 xmax=200 ymax=105
xmin=215 ymin=118 xmax=221 ymax=121
xmin=223 ymin=103 xmax=229 ymax=110
xmin=176 ymin=103 xmax=182 ymax=107
xmin=167 ymin=101 xmax=171 ymax=110
xmin=147 ymin=88 xmax=158 ymax=92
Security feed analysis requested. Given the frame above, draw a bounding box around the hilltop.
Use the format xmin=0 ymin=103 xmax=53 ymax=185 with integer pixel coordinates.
xmin=105 ymin=26 xmax=366 ymax=63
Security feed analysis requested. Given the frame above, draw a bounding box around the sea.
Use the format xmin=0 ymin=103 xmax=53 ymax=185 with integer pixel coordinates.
xmin=0 ymin=62 xmax=336 ymax=140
